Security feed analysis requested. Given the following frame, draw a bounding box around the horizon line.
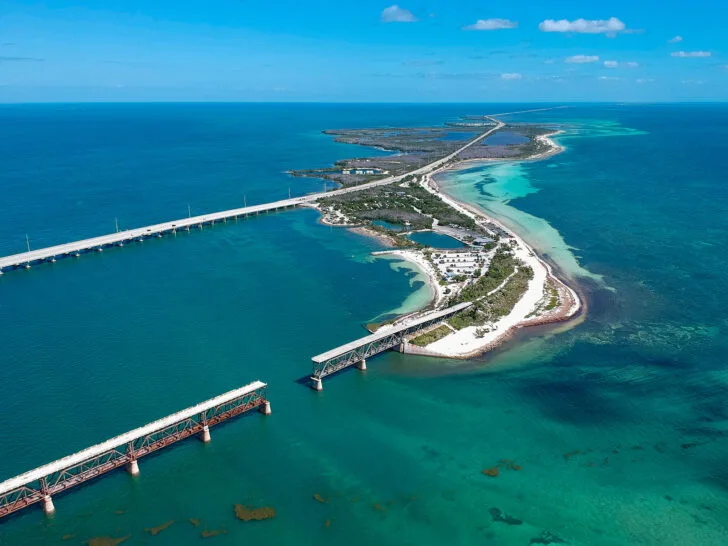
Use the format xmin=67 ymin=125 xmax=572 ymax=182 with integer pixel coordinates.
xmin=1 ymin=100 xmax=727 ymax=106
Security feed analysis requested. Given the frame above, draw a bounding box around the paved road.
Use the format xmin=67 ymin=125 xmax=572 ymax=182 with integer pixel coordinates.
xmin=0 ymin=117 xmax=505 ymax=272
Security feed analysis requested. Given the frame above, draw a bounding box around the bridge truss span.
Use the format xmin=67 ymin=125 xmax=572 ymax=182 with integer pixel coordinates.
xmin=310 ymin=302 xmax=472 ymax=388
xmin=0 ymin=381 xmax=270 ymax=520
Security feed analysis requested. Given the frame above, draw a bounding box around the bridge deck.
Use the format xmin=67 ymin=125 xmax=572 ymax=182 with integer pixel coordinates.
xmin=0 ymin=198 xmax=306 ymax=271
xmin=312 ymin=302 xmax=472 ymax=363
xmin=0 ymin=381 xmax=268 ymax=518
xmin=0 ymin=117 xmax=503 ymax=274
xmin=310 ymin=302 xmax=472 ymax=384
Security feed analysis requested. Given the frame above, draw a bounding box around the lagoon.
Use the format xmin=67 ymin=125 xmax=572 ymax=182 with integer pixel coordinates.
xmin=407 ymin=230 xmax=465 ymax=249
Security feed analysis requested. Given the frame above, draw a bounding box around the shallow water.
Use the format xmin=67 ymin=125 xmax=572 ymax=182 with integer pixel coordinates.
xmin=1 ymin=104 xmax=728 ymax=545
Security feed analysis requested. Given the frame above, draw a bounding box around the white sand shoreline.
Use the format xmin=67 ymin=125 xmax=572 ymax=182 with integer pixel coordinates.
xmin=309 ymin=127 xmax=581 ymax=359
xmin=371 ymin=248 xmax=446 ymax=308
xmin=408 ymin=166 xmax=581 ymax=359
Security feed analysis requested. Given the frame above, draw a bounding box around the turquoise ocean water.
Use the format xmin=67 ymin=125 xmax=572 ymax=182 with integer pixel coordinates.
xmin=1 ymin=104 xmax=727 ymax=545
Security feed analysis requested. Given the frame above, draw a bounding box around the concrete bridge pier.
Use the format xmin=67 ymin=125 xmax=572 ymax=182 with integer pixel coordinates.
xmin=259 ymin=400 xmax=272 ymax=415
xmin=200 ymin=425 xmax=211 ymax=443
xmin=41 ymin=495 xmax=55 ymax=516
xmin=356 ymin=359 xmax=367 ymax=371
xmin=126 ymin=458 xmax=140 ymax=476
xmin=311 ymin=377 xmax=323 ymax=391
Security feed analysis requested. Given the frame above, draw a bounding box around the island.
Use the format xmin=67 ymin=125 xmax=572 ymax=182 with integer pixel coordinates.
xmin=296 ymin=114 xmax=579 ymax=359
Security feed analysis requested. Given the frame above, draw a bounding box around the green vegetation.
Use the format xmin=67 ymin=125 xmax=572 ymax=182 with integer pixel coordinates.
xmin=367 ymin=223 xmax=419 ymax=248
xmin=480 ymin=266 xmax=533 ymax=319
xmin=410 ymin=325 xmax=452 ymax=346
xmin=544 ymin=286 xmax=560 ymax=311
xmin=456 ymin=245 xmax=519 ymax=302
xmin=526 ymin=284 xmax=560 ymax=319
xmin=323 ymin=127 xmax=476 ymax=155
xmin=504 ymin=125 xmax=557 ymax=159
xmin=319 ymin=180 xmax=476 ymax=230
xmin=448 ymin=306 xmax=482 ymax=330
xmin=449 ymin=265 xmax=533 ymax=330
xmin=365 ymin=317 xmax=397 ymax=332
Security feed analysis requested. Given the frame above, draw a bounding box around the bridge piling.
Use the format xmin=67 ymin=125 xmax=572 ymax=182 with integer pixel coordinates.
xmin=309 ymin=302 xmax=472 ymax=388
xmin=39 ymin=478 xmax=54 ymax=516
xmin=0 ymin=121 xmax=502 ymax=276
xmin=0 ymin=381 xmax=269 ymax=520
xmin=125 ymin=443 xmax=139 ymax=475
xmin=41 ymin=495 xmax=54 ymax=516
xmin=200 ymin=425 xmax=211 ymax=443
xmin=126 ymin=459 xmax=140 ymax=476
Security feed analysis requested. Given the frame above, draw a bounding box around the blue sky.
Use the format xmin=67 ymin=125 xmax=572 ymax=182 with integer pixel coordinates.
xmin=1 ymin=0 xmax=726 ymax=102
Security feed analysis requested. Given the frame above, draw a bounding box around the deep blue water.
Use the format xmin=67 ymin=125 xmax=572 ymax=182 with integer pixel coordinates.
xmin=1 ymin=103 xmax=728 ymax=545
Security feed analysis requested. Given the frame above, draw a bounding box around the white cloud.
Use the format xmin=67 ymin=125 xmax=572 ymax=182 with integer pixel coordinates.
xmin=464 ymin=18 xmax=518 ymax=31
xmin=565 ymin=55 xmax=600 ymax=63
xmin=500 ymin=72 xmax=522 ymax=80
xmin=381 ymin=5 xmax=417 ymax=23
xmin=604 ymin=60 xmax=639 ymax=68
xmin=671 ymin=50 xmax=711 ymax=58
xmin=681 ymin=79 xmax=705 ymax=84
xmin=544 ymin=59 xmax=557 ymax=64
xmin=536 ymin=75 xmax=565 ymax=82
xmin=539 ymin=17 xmax=628 ymax=36
xmin=598 ymin=76 xmax=622 ymax=81
xmin=668 ymin=35 xmax=683 ymax=43
xmin=636 ymin=78 xmax=655 ymax=84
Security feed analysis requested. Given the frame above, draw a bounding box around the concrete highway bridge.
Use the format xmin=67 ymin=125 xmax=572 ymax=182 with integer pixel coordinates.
xmin=0 ymin=117 xmax=504 ymax=275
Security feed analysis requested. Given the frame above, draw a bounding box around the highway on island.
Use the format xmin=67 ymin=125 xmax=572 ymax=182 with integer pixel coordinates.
xmin=0 ymin=116 xmax=505 ymax=274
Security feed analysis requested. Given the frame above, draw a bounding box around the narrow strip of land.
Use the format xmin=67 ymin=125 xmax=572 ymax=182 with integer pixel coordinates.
xmin=0 ymin=117 xmax=504 ymax=273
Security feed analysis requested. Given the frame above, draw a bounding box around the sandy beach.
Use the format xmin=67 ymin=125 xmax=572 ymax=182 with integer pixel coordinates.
xmin=309 ymin=125 xmax=580 ymax=360
xmin=372 ymin=131 xmax=580 ymax=359
xmin=371 ymin=248 xmax=448 ymax=308
xmin=388 ymin=167 xmax=580 ymax=359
